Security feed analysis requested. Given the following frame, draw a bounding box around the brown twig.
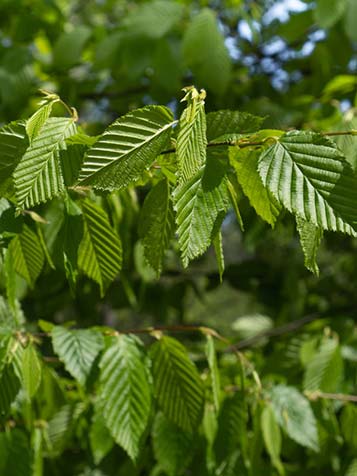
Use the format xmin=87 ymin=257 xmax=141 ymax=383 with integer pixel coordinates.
xmin=306 ymin=390 xmax=357 ymax=403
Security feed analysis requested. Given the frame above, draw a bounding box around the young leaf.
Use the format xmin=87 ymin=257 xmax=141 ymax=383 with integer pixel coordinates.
xmin=14 ymin=117 xmax=76 ymax=208
xmin=139 ymin=179 xmax=175 ymax=275
xmin=177 ymin=87 xmax=207 ymax=182
xmin=205 ymin=334 xmax=221 ymax=412
xmin=206 ymin=110 xmax=264 ymax=142
xmin=230 ymin=147 xmax=281 ymax=227
xmin=258 ymin=131 xmax=357 ymax=235
xmin=78 ymin=200 xmax=122 ymax=296
xmin=174 ymin=158 xmax=229 ymax=267
xmin=51 ymin=326 xmax=103 ymax=386
xmin=296 ymin=216 xmax=323 ymax=276
xmin=8 ymin=225 xmax=45 ymax=288
xmin=269 ymin=384 xmax=319 ymax=451
xmin=261 ymin=404 xmax=284 ymax=475
xmin=150 ymin=336 xmax=204 ymax=433
xmin=0 ymin=364 xmax=21 ymax=418
xmin=99 ymin=334 xmax=152 ymax=461
xmin=303 ymin=337 xmax=343 ymax=393
xmin=152 ymin=412 xmax=194 ymax=476
xmin=90 ymin=404 xmax=114 ymax=465
xmin=26 ymin=99 xmax=57 ymax=143
xmin=78 ymin=106 xmax=174 ymax=191
xmin=0 ymin=121 xmax=28 ymax=185
xmin=182 ymin=9 xmax=231 ymax=94
xmin=22 ymin=343 xmax=42 ymax=398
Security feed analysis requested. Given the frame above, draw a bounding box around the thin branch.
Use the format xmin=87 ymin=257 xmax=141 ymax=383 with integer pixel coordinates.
xmin=306 ymin=390 xmax=357 ymax=403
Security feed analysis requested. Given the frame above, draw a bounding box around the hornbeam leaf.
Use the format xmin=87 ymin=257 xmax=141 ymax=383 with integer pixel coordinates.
xmin=14 ymin=117 xmax=76 ymax=208
xmin=51 ymin=326 xmax=104 ymax=386
xmin=173 ymin=158 xmax=229 ymax=267
xmin=22 ymin=343 xmax=42 ymax=398
xmin=261 ymin=404 xmax=284 ymax=475
xmin=78 ymin=200 xmax=122 ymax=296
xmin=258 ymin=131 xmax=357 ymax=235
xmin=78 ymin=106 xmax=174 ymax=191
xmin=0 ymin=364 xmax=21 ymax=418
xmin=139 ymin=179 xmax=175 ymax=275
xmin=150 ymin=336 xmax=204 ymax=433
xmin=296 ymin=216 xmax=323 ymax=276
xmin=26 ymin=100 xmax=56 ymax=143
xmin=230 ymin=147 xmax=281 ymax=227
xmin=206 ymin=110 xmax=264 ymax=142
xmin=177 ymin=87 xmax=207 ymax=182
xmin=269 ymin=384 xmax=319 ymax=451
xmin=99 ymin=335 xmax=152 ymax=461
xmin=8 ymin=225 xmax=45 ymax=287
xmin=0 ymin=121 xmax=28 ymax=185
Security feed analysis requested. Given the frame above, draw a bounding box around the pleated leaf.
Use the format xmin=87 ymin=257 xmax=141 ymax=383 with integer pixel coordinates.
xmin=78 ymin=106 xmax=174 ymax=191
xmin=22 ymin=343 xmax=42 ymax=398
xmin=99 ymin=334 xmax=152 ymax=461
xmin=150 ymin=336 xmax=204 ymax=433
xmin=173 ymin=159 xmax=229 ymax=267
xmin=206 ymin=110 xmax=264 ymax=142
xmin=26 ymin=99 xmax=56 ymax=143
xmin=230 ymin=147 xmax=281 ymax=227
xmin=177 ymin=87 xmax=207 ymax=182
xmin=8 ymin=225 xmax=45 ymax=288
xmin=303 ymin=338 xmax=343 ymax=393
xmin=78 ymin=200 xmax=122 ymax=296
xmin=152 ymin=412 xmax=194 ymax=476
xmin=258 ymin=131 xmax=357 ymax=235
xmin=296 ymin=216 xmax=323 ymax=276
xmin=0 ymin=364 xmax=21 ymax=418
xmin=14 ymin=117 xmax=76 ymax=208
xmin=51 ymin=326 xmax=104 ymax=386
xmin=269 ymin=384 xmax=319 ymax=451
xmin=90 ymin=404 xmax=114 ymax=465
xmin=0 ymin=121 xmax=28 ymax=185
xmin=139 ymin=179 xmax=175 ymax=275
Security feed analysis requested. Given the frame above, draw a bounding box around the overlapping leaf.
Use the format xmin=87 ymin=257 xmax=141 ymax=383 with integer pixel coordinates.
xmin=99 ymin=335 xmax=152 ymax=461
xmin=0 ymin=121 xmax=28 ymax=186
xmin=51 ymin=326 xmax=104 ymax=386
xmin=150 ymin=336 xmax=204 ymax=433
xmin=269 ymin=384 xmax=319 ymax=451
xmin=139 ymin=179 xmax=175 ymax=275
xmin=78 ymin=106 xmax=174 ymax=190
xmin=78 ymin=200 xmax=122 ymax=296
xmin=8 ymin=225 xmax=45 ymax=287
xmin=296 ymin=216 xmax=323 ymax=275
xmin=206 ymin=110 xmax=264 ymax=142
xmin=14 ymin=117 xmax=76 ymax=208
xmin=174 ymin=158 xmax=229 ymax=267
xmin=258 ymin=131 xmax=357 ymax=235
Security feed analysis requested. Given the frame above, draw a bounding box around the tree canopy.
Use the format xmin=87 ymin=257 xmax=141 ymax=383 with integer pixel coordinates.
xmin=1 ymin=1 xmax=357 ymax=476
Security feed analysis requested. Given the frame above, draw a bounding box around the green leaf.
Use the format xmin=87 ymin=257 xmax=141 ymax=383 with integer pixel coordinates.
xmin=51 ymin=326 xmax=104 ymax=386
xmin=139 ymin=179 xmax=175 ymax=275
xmin=22 ymin=343 xmax=42 ymax=398
xmin=1 ymin=429 xmax=31 ymax=476
xmin=205 ymin=335 xmax=221 ymax=412
xmin=8 ymin=225 xmax=45 ymax=287
xmin=230 ymin=147 xmax=281 ymax=227
xmin=341 ymin=405 xmax=357 ymax=449
xmin=78 ymin=106 xmax=174 ymax=191
xmin=14 ymin=117 xmax=76 ymax=208
xmin=258 ymin=131 xmax=357 ymax=235
xmin=214 ymin=391 xmax=247 ymax=465
xmin=174 ymin=158 xmax=229 ymax=267
xmin=344 ymin=0 xmax=357 ymax=42
xmin=303 ymin=337 xmax=343 ymax=393
xmin=261 ymin=404 xmax=284 ymax=475
xmin=78 ymin=200 xmax=122 ymax=296
xmin=177 ymin=87 xmax=207 ymax=182
xmin=53 ymin=26 xmax=91 ymax=70
xmin=206 ymin=110 xmax=264 ymax=142
xmin=26 ymin=99 xmax=57 ymax=143
xmin=99 ymin=334 xmax=152 ymax=461
xmin=152 ymin=412 xmax=194 ymax=476
xmin=60 ymin=144 xmax=86 ymax=186
xmin=0 ymin=364 xmax=21 ymax=418
xmin=269 ymin=384 xmax=319 ymax=451
xmin=296 ymin=216 xmax=323 ymax=276
xmin=90 ymin=404 xmax=114 ymax=465
xmin=315 ymin=0 xmax=346 ymax=28
xmin=150 ymin=336 xmax=204 ymax=433
xmin=122 ymin=0 xmax=184 ymax=39
xmin=46 ymin=404 xmax=85 ymax=456
xmin=182 ymin=9 xmax=231 ymax=94
xmin=0 ymin=121 xmax=28 ymax=186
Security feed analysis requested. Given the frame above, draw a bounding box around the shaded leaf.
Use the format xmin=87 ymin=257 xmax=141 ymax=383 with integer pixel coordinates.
xmin=296 ymin=216 xmax=323 ymax=276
